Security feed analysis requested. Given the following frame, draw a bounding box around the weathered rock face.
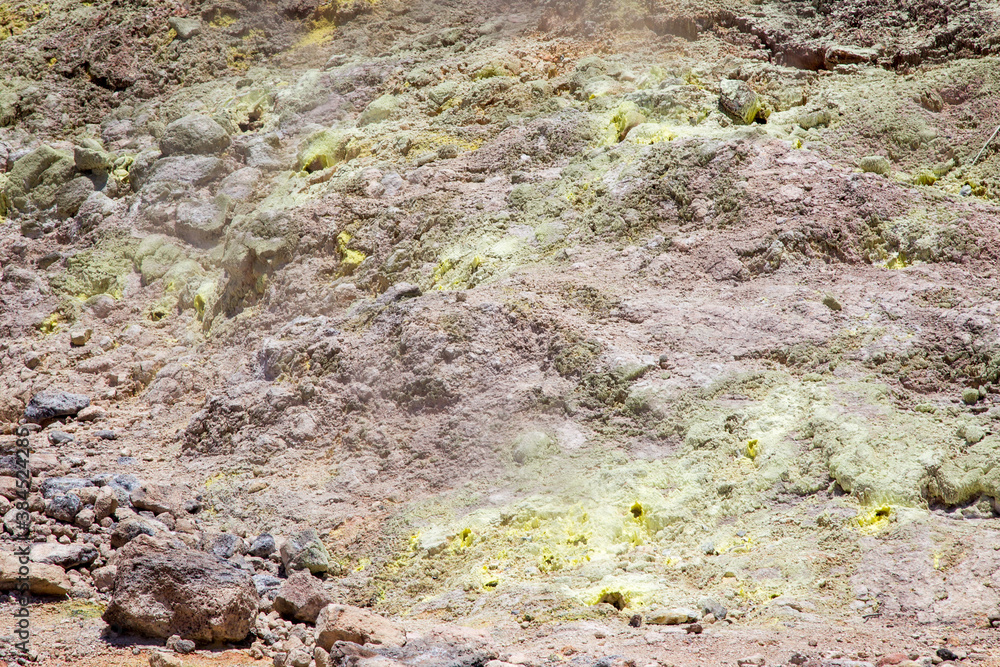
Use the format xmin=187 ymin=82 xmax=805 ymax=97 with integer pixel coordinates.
xmin=103 ymin=535 xmax=259 ymax=643
xmin=314 ymin=604 xmax=406 ymax=650
xmin=23 ymin=392 xmax=90 ymax=423
xmin=274 ymin=571 xmax=334 ymax=623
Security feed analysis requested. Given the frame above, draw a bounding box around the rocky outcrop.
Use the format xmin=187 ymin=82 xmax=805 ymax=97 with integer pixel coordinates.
xmin=23 ymin=392 xmax=90 ymax=423
xmin=103 ymin=535 xmax=258 ymax=643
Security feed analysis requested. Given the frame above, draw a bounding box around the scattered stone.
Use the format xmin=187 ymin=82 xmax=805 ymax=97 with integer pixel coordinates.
xmin=30 ymin=542 xmax=98 ymax=568
xmin=103 ymin=535 xmax=259 ymax=643
xmin=280 ymin=528 xmax=332 ymax=574
xmin=646 ymin=608 xmax=698 ymax=625
xmin=699 ymin=597 xmax=727 ymax=620
xmin=628 ymin=613 xmax=642 ymax=627
xmin=686 ymin=623 xmax=703 ymax=634
xmin=823 ymin=294 xmax=842 ymax=311
xmin=110 ymin=517 xmax=156 ymax=548
xmin=719 ymin=79 xmax=764 ymax=124
xmin=962 ymin=388 xmax=980 ymax=405
xmin=274 ymin=571 xmax=335 ymax=624
xmin=24 ymin=391 xmax=90 ymax=423
xmin=40 ymin=477 xmax=94 ymax=498
xmin=253 ymin=573 xmax=283 ymax=599
xmin=205 ymin=532 xmax=244 ymax=559
xmin=160 ymin=114 xmax=231 ymax=157
xmin=94 ymin=487 xmax=119 ymax=522
xmin=168 ymin=17 xmax=201 ymax=40
xmin=77 ymin=405 xmax=106 ymax=422
xmin=149 ymin=651 xmax=184 ymax=667
xmin=92 ymin=565 xmax=117 ymax=591
xmin=989 ymin=609 xmax=1000 ymax=627
xmin=47 ymin=493 xmax=82 ymax=522
xmin=0 ymin=553 xmax=71 ymax=596
xmin=56 ymin=178 xmax=95 ymax=218
xmin=248 ymin=533 xmax=276 ymax=557
xmin=876 ymin=654 xmax=909 ymax=666
xmin=960 ymin=184 xmax=972 ymax=196
xmin=48 ymin=430 xmax=75 ymax=445
xmin=789 ymin=653 xmax=808 ymax=665
xmin=165 ymin=634 xmax=196 ymax=654
xmin=132 ymin=483 xmax=187 ymax=515
xmin=314 ymin=604 xmax=406 ymax=650
xmin=737 ymin=655 xmax=765 ymax=667
xmin=95 ymin=430 xmax=118 ymax=440
xmin=936 ymin=649 xmax=958 ymax=661
xmin=860 ymin=156 xmax=891 ymax=176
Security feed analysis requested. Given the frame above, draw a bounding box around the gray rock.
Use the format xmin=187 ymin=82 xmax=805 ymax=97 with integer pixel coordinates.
xmin=859 ymin=155 xmax=891 ymax=176
xmin=47 ymin=494 xmax=82 ymax=522
xmin=95 ymin=430 xmax=118 ymax=440
xmin=3 ymin=507 xmax=28 ymax=536
xmin=253 ymin=574 xmax=283 ymax=598
xmin=24 ymin=391 xmax=90 ymax=423
xmin=248 ymin=533 xmax=276 ymax=557
xmin=40 ymin=477 xmax=95 ymax=499
xmin=206 ymin=533 xmax=244 ymax=560
xmin=165 ymin=634 xmax=197 ymax=654
xmin=48 ymin=431 xmax=75 ymax=444
xmin=699 ymin=597 xmax=727 ymax=620
xmin=280 ymin=529 xmax=331 ymax=574
xmin=168 ymin=17 xmax=201 ymax=40
xmin=160 ymin=114 xmax=231 ymax=157
xmin=55 ymin=177 xmax=95 ymax=218
xmin=30 ymin=542 xmax=98 ymax=568
xmin=110 ymin=518 xmax=156 ymax=548
xmin=174 ymin=197 xmax=229 ymax=246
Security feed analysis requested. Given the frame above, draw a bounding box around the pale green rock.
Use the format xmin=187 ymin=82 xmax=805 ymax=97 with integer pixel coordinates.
xmin=357 ymin=94 xmax=398 ymax=127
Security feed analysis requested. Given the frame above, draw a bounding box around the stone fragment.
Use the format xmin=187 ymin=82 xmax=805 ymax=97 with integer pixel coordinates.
xmin=103 ymin=535 xmax=258 ymax=643
xmin=248 ymin=533 xmax=276 ymax=557
xmin=274 ymin=571 xmax=335 ymax=623
xmin=24 ymin=392 xmax=90 ymax=423
xmin=30 ymin=542 xmax=98 ymax=568
xmin=314 ymin=604 xmax=406 ymax=650
xmin=168 ymin=17 xmax=201 ymax=40
xmin=166 ymin=634 xmax=196 ymax=654
xmin=160 ymin=114 xmax=231 ymax=156
xmin=646 ymin=608 xmax=698 ymax=625
xmin=110 ymin=517 xmax=156 ymax=548
xmin=47 ymin=493 xmax=82 ymax=522
xmin=0 ymin=553 xmax=71 ymax=596
xmin=719 ymin=79 xmax=764 ymax=124
xmin=281 ymin=529 xmax=331 ymax=574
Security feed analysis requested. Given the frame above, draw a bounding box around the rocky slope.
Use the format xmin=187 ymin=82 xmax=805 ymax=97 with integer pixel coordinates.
xmin=3 ymin=0 xmax=1000 ymax=665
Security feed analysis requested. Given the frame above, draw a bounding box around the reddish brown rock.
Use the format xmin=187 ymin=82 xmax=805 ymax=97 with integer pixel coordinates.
xmin=274 ymin=571 xmax=334 ymax=624
xmin=102 ymin=535 xmax=258 ymax=643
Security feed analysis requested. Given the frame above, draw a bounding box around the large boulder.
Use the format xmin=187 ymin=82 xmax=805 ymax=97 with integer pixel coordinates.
xmin=23 ymin=392 xmax=90 ymax=423
xmin=280 ymin=529 xmax=332 ymax=574
xmin=0 ymin=552 xmax=70 ymax=596
xmin=160 ymin=115 xmax=230 ymax=156
xmin=314 ymin=604 xmax=405 ymax=650
xmin=103 ymin=535 xmax=258 ymax=643
xmin=274 ymin=571 xmax=334 ymax=623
